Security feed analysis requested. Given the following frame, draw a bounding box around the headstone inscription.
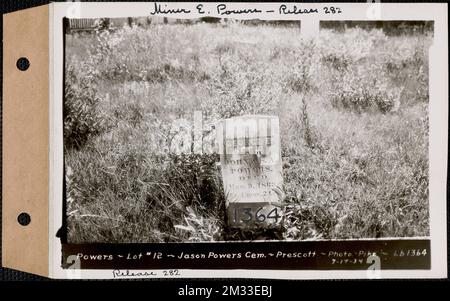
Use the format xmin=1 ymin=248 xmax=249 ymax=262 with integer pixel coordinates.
xmin=216 ymin=115 xmax=283 ymax=228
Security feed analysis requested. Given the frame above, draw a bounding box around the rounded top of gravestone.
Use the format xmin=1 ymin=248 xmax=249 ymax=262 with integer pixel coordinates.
xmin=223 ymin=114 xmax=279 ymax=121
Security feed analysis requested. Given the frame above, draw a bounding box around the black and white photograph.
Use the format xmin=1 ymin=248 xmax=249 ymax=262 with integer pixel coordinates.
xmin=1 ymin=1 xmax=447 ymax=281
xmin=64 ymin=15 xmax=432 ymax=244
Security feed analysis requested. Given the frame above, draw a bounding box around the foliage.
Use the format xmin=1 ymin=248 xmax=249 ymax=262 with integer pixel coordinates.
xmin=64 ymin=64 xmax=107 ymax=150
xmin=65 ymin=22 xmax=431 ymax=242
xmin=329 ymin=64 xmax=402 ymax=113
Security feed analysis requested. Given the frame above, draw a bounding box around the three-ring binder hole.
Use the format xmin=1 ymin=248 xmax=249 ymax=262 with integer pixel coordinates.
xmin=17 ymin=212 xmax=31 ymax=226
xmin=16 ymin=57 xmax=30 ymax=71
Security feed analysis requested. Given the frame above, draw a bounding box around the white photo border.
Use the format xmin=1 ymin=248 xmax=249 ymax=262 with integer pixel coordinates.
xmin=49 ymin=2 xmax=448 ymax=279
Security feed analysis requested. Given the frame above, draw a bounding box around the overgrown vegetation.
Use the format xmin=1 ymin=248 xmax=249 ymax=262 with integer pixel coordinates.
xmin=65 ymin=21 xmax=431 ymax=242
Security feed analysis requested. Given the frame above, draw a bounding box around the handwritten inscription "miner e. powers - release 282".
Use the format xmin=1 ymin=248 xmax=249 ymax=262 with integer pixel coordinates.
xmin=149 ymin=3 xmax=332 ymax=16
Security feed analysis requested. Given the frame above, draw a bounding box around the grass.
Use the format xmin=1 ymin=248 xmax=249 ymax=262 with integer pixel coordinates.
xmin=65 ymin=22 xmax=431 ymax=243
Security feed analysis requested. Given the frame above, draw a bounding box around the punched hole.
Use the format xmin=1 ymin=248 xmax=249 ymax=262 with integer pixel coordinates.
xmin=16 ymin=57 xmax=30 ymax=71
xmin=17 ymin=212 xmax=31 ymax=226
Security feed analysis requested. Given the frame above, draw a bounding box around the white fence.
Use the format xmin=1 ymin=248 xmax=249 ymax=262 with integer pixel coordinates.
xmin=68 ymin=18 xmax=97 ymax=31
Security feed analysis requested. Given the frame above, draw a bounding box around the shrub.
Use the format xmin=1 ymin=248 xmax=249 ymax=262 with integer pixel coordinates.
xmin=111 ymin=100 xmax=144 ymax=127
xmin=66 ymin=144 xmax=225 ymax=242
xmin=284 ymin=41 xmax=319 ymax=94
xmin=203 ymin=47 xmax=282 ymax=119
xmin=384 ymin=42 xmax=430 ymax=105
xmin=329 ymin=64 xmax=401 ymax=113
xmin=64 ymin=64 xmax=107 ymax=149
xmin=87 ymin=25 xmax=208 ymax=83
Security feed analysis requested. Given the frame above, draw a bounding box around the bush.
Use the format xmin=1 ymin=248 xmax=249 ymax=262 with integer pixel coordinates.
xmin=163 ymin=153 xmax=223 ymax=214
xmin=202 ymin=46 xmax=282 ymax=119
xmin=64 ymin=64 xmax=107 ymax=149
xmin=329 ymin=64 xmax=401 ymax=113
xmin=384 ymin=41 xmax=430 ymax=105
xmin=111 ymin=100 xmax=144 ymax=127
xmin=66 ymin=145 xmax=225 ymax=242
xmin=87 ymin=25 xmax=208 ymax=83
xmin=284 ymin=41 xmax=319 ymax=94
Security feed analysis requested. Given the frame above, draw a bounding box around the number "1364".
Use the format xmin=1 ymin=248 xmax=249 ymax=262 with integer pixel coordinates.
xmin=232 ymin=207 xmax=281 ymax=224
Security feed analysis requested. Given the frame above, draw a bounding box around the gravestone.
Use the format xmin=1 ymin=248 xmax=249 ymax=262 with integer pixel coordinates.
xmin=216 ymin=115 xmax=283 ymax=228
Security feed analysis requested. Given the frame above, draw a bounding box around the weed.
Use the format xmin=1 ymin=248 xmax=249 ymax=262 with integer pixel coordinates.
xmin=65 ymin=22 xmax=431 ymax=242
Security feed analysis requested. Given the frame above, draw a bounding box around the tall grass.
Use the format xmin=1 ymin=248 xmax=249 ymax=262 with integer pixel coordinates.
xmin=65 ymin=23 xmax=431 ymax=242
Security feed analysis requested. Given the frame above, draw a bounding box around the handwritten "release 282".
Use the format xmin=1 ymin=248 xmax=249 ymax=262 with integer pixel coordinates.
xmin=150 ymin=3 xmax=342 ymax=16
